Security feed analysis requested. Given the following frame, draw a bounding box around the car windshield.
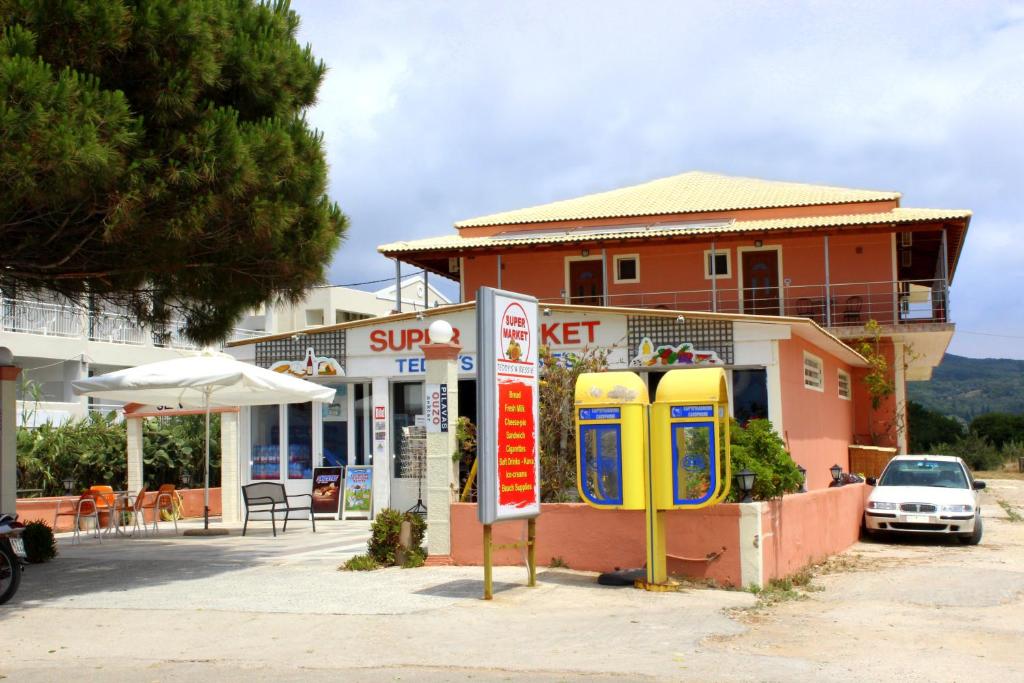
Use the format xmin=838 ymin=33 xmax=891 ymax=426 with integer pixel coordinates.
xmin=878 ymin=460 xmax=968 ymax=489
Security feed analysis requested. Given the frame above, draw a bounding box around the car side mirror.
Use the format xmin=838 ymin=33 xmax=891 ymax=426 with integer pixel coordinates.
xmin=973 ymin=481 xmax=986 ymax=490
xmin=866 ymin=477 xmax=877 ymax=486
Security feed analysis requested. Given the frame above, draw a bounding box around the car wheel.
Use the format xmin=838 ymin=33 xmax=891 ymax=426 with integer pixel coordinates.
xmin=958 ymin=513 xmax=983 ymax=546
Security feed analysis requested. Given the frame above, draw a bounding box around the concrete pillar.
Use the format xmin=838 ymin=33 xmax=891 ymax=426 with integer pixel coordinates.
xmin=371 ymin=376 xmax=391 ymax=517
xmin=126 ymin=417 xmax=144 ymax=494
xmin=220 ymin=411 xmax=240 ymax=522
xmin=738 ymin=502 xmax=764 ymax=589
xmin=61 ymin=356 xmax=87 ymax=403
xmin=1 ymin=350 xmax=21 ymax=513
xmin=420 ymin=326 xmax=461 ymax=560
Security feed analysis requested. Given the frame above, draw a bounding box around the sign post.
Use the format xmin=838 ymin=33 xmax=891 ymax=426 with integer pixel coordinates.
xmin=476 ymin=287 xmax=541 ymax=599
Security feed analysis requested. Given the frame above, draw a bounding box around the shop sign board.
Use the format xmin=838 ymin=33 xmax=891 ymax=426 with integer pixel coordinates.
xmin=311 ymin=467 xmax=344 ymax=517
xmin=425 ymin=383 xmax=448 ymax=433
xmin=477 ymin=287 xmax=541 ymax=524
xmin=342 ymin=466 xmax=373 ymax=519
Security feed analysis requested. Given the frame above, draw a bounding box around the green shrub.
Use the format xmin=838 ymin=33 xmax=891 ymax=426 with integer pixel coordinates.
xmin=401 ymin=548 xmax=426 ymax=568
xmin=727 ymin=419 xmax=802 ymax=501
xmin=21 ymin=520 xmax=57 ymax=564
xmin=341 ymin=554 xmax=380 ymax=571
xmin=933 ymin=432 xmax=1005 ymax=471
xmin=367 ymin=508 xmax=426 ymax=567
xmin=16 ymin=412 xmax=220 ymax=496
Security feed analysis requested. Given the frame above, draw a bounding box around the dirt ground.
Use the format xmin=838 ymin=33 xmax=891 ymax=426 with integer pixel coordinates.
xmin=2 ymin=480 xmax=1022 ymax=682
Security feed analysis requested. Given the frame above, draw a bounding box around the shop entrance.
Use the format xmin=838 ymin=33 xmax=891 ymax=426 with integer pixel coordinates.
xmin=390 ymin=381 xmax=424 ymax=512
xmin=246 ymin=382 xmax=373 ymax=499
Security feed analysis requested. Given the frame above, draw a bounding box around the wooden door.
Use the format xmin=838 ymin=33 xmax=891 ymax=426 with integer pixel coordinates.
xmin=742 ymin=250 xmax=780 ymax=315
xmin=569 ymin=259 xmax=604 ymax=305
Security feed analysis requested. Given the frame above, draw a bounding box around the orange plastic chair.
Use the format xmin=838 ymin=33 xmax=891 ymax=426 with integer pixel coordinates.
xmin=141 ymin=484 xmax=179 ymax=535
xmin=124 ymin=487 xmax=149 ymax=536
xmin=53 ymin=491 xmax=101 ymax=543
xmin=88 ymin=485 xmax=119 ymax=534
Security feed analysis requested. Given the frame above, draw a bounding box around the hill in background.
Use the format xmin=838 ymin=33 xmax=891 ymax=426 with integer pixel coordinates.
xmin=908 ymin=354 xmax=1024 ymax=423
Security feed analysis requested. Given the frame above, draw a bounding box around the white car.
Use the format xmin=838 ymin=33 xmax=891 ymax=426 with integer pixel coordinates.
xmin=864 ymin=455 xmax=985 ymax=545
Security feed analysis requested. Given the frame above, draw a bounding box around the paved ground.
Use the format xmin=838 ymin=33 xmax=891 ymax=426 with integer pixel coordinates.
xmin=2 ymin=482 xmax=1023 ymax=682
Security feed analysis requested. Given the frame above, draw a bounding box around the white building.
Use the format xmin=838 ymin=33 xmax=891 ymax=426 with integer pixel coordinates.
xmin=0 ymin=294 xmax=206 ymax=425
xmin=237 ymin=275 xmax=452 ymax=337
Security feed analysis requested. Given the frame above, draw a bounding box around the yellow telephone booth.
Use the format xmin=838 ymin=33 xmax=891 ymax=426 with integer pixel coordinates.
xmin=651 ymin=367 xmax=732 ymax=510
xmin=574 ymin=372 xmax=647 ymax=510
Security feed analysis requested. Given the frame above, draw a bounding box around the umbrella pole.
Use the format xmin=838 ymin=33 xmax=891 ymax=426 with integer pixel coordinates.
xmin=204 ymin=389 xmax=211 ymax=530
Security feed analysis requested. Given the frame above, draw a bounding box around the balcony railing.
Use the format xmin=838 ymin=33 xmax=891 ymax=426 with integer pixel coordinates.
xmin=0 ymin=297 xmax=256 ymax=347
xmin=1 ymin=298 xmax=84 ymax=337
xmin=544 ymin=278 xmax=949 ymax=328
xmin=89 ymin=309 xmax=148 ymax=345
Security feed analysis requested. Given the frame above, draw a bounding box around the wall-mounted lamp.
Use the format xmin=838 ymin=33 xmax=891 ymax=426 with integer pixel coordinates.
xmin=581 ymin=248 xmax=590 ymax=257
xmin=543 ymin=307 xmax=552 ymax=317
xmin=415 ymin=311 xmax=425 ymax=321
xmin=62 ymin=477 xmax=75 ymax=494
xmin=291 ymin=331 xmax=307 ymax=341
xmin=676 ymin=315 xmax=686 ymax=324
xmin=754 ymin=239 xmax=763 ymax=248
xmin=736 ymin=469 xmax=756 ymax=503
xmin=180 ymin=472 xmax=192 ymax=488
xmin=830 ymin=463 xmax=844 ymax=486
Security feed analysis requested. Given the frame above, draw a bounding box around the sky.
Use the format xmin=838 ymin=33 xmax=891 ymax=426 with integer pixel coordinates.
xmin=291 ymin=0 xmax=1024 ymax=359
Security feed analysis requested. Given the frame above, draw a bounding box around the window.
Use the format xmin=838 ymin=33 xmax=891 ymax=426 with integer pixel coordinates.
xmin=837 ymin=369 xmax=851 ymax=400
xmin=703 ymin=249 xmax=731 ymax=279
xmin=305 ymin=308 xmax=324 ymax=326
xmin=803 ymin=352 xmax=824 ymax=392
xmin=732 ymin=369 xmax=768 ymax=423
xmin=336 ymin=310 xmax=371 ymax=324
xmin=613 ymin=254 xmax=639 ymax=283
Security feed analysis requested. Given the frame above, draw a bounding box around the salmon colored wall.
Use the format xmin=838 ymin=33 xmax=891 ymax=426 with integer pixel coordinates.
xmin=761 ymin=483 xmax=869 ymax=580
xmin=450 ymin=502 xmax=744 ymax=586
xmin=778 ymin=336 xmax=856 ymax=490
xmin=457 ymin=200 xmax=901 ymax=237
xmin=459 ymin=232 xmax=896 ymax=319
xmin=17 ymin=488 xmax=222 ymax=533
xmin=852 ymin=339 xmax=899 ymax=448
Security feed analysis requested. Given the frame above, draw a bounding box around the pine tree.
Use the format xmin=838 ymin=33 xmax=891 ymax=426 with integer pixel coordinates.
xmin=0 ymin=0 xmax=347 ymax=343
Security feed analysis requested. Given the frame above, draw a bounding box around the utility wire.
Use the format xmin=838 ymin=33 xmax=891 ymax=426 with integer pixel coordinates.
xmin=955 ymin=329 xmax=1024 ymax=339
xmin=314 ymin=269 xmax=426 ymax=289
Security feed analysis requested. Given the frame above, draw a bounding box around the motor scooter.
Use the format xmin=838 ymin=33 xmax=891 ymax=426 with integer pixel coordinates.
xmin=0 ymin=513 xmax=27 ymax=605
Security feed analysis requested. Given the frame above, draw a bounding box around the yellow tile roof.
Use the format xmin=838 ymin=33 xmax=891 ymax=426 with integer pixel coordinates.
xmin=455 ymin=171 xmax=902 ymax=228
xmin=379 ymin=208 xmax=972 ymax=254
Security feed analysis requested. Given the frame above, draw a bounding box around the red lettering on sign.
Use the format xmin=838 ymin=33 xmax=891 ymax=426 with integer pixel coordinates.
xmin=496 ymin=381 xmax=537 ymax=509
xmin=538 ymin=320 xmax=601 ymax=346
xmin=368 ymin=326 xmax=462 ymax=352
xmin=369 ymin=329 xmax=387 ymax=352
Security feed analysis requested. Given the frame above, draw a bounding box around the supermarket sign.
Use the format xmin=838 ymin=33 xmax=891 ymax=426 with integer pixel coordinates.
xmin=477 ymin=287 xmax=541 ymax=525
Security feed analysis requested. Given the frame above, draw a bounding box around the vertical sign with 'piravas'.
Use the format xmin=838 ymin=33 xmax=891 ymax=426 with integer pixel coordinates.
xmin=477 ymin=287 xmax=541 ymax=524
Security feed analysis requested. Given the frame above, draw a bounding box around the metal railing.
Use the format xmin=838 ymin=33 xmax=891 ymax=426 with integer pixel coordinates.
xmin=1 ymin=298 xmax=84 ymax=337
xmin=1 ymin=297 xmax=258 ymax=346
xmin=228 ymin=328 xmax=267 ymax=342
xmin=89 ymin=309 xmax=148 ymax=345
xmin=544 ymin=278 xmax=949 ymax=328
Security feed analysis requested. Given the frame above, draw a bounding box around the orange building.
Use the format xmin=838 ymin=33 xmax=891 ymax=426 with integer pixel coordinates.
xmin=379 ymin=171 xmax=971 ymax=460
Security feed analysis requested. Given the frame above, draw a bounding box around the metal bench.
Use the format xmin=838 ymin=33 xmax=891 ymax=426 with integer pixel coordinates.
xmin=241 ymin=482 xmax=316 ymax=537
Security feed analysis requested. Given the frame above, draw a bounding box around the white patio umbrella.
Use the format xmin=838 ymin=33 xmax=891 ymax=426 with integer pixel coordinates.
xmin=72 ymin=351 xmax=336 ymax=531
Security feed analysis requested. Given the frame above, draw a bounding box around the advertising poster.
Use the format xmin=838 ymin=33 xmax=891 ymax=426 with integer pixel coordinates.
xmin=477 ymin=287 xmax=541 ymax=524
xmin=342 ymin=466 xmax=374 ymax=520
xmin=311 ymin=467 xmax=344 ymax=517
xmin=425 ymin=383 xmax=449 ymax=433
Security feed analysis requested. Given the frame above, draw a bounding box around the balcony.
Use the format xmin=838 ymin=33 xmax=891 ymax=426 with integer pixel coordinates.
xmin=0 ymin=297 xmax=253 ymax=349
xmin=545 ymin=278 xmax=949 ymax=329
